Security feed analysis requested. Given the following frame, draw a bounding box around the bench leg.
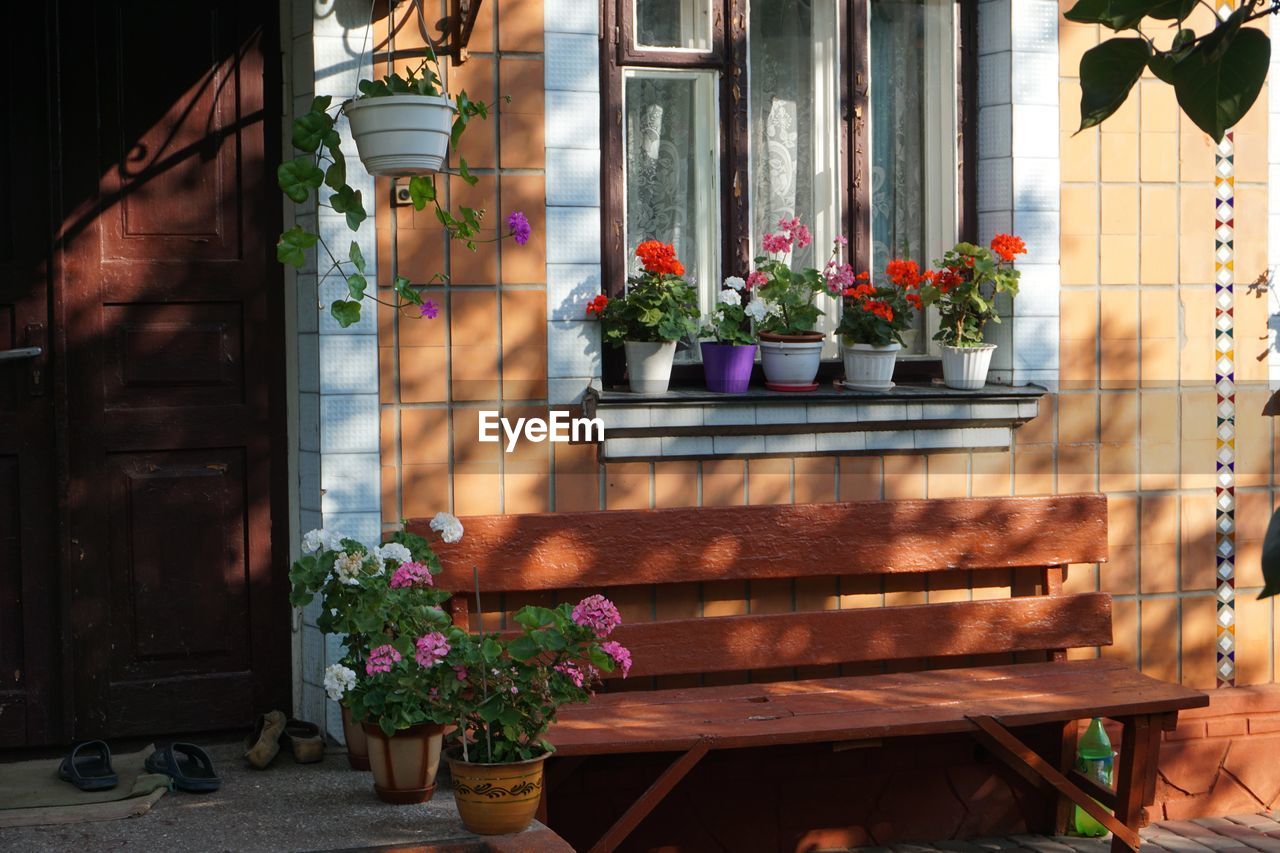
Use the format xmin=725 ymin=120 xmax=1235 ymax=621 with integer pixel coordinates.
xmin=1054 ymin=719 xmax=1079 ymax=834
xmin=588 ymin=740 xmax=712 ymax=853
xmin=1110 ymin=714 xmax=1163 ymax=853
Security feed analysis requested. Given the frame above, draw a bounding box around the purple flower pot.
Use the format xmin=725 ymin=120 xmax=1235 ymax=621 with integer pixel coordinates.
xmin=701 ymin=342 xmax=757 ymax=393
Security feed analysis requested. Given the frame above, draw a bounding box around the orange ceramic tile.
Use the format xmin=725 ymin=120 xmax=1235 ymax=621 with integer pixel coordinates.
xmin=381 ymin=464 xmax=399 ymax=524
xmin=1234 ymin=187 xmax=1268 ymax=285
xmin=401 ymin=407 xmax=450 ymax=465
xmin=1140 ymin=391 xmax=1177 ymax=445
xmin=1059 ymin=335 xmax=1099 ymax=389
xmin=453 ymin=461 xmax=503 ymax=515
xmin=1061 ymin=185 xmax=1099 ymax=235
xmin=1139 ymin=236 xmax=1178 ymax=287
xmin=452 ymin=407 xmax=502 ymax=466
xmin=748 ymin=458 xmax=792 ymax=505
xmin=1139 ymin=443 xmax=1178 ymax=492
xmin=1139 ymin=80 xmax=1178 ymax=133
xmin=503 ymin=466 xmax=551 ymax=514
xmin=1180 ymin=596 xmax=1218 ymax=689
xmin=1235 ymin=397 xmax=1273 ymax=489
xmin=838 ymin=574 xmax=884 ymax=609
xmin=1102 ymin=598 xmax=1139 ymax=667
xmin=397 ymin=228 xmax=448 ymax=286
xmin=1098 ymin=442 xmax=1138 ymax=493
xmin=398 ymin=346 xmax=448 ymax=403
xmin=927 ymin=570 xmax=971 ymax=604
xmin=1057 ymin=444 xmax=1098 ymax=493
xmin=1179 ymin=493 xmax=1217 ymax=591
xmin=450 ymin=344 xmax=500 ymax=401
xmin=794 ymin=457 xmax=836 ymax=503
xmin=1140 ymin=185 xmax=1178 ymax=242
xmin=451 ymin=233 xmax=500 ymax=286
xmin=1100 ymin=235 xmax=1139 ymax=286
xmin=1140 ymin=598 xmax=1179 ymax=683
xmin=1100 ymin=133 xmax=1138 ymax=182
xmin=1139 ymin=338 xmax=1178 ymax=386
xmin=402 ymin=462 xmax=452 ymax=520
xmin=838 ymin=457 xmax=882 ymax=501
xmin=1179 ymin=187 xmax=1217 ymax=285
xmin=1235 ymin=594 xmax=1273 ymax=685
xmin=1139 ymin=541 xmax=1178 ymax=594
xmin=500 ymin=175 xmax=547 ymax=284
xmin=552 ymin=442 xmax=600 ymax=512
xmin=1178 ymin=117 xmax=1217 ymax=183
xmin=925 ymin=453 xmax=969 ymax=499
xmin=795 ymin=575 xmax=839 ymax=612
xmin=1099 ymin=338 xmax=1139 ymax=388
xmin=1058 ymin=393 xmax=1099 ymax=445
xmin=379 ymin=346 xmax=398 ymax=403
xmin=1018 ymin=394 xmax=1055 ymax=445
xmin=1100 ymin=288 xmax=1139 ymax=337
xmin=702 ymin=581 xmax=749 ymax=618
xmin=1100 ymin=185 xmax=1138 ymax=235
xmin=655 ymin=582 xmax=701 ymax=620
xmin=498 ymin=58 xmax=545 ymax=115
xmin=883 ymin=454 xmax=925 ymax=500
xmin=1104 ymin=495 xmax=1139 ymax=593
xmin=498 ymin=0 xmax=544 ymax=51
xmin=605 ymin=462 xmax=650 ymax=509
xmin=1061 ymin=234 xmax=1099 ymax=285
xmin=499 ymin=111 xmax=546 ymax=169
xmin=1179 ymin=439 xmax=1216 ymax=491
xmin=380 ymin=405 xmax=398 ymax=461
xmin=701 ymin=460 xmax=746 ymax=506
xmin=399 ymin=302 xmax=448 ymax=347
xmin=1063 ymin=563 xmax=1099 ymax=595
xmin=1235 ymin=490 xmax=1272 ymax=589
xmin=1234 ymin=131 xmax=1267 ymax=184
xmin=497 ymin=405 xmax=551 ymax=463
xmin=1013 ymin=445 xmax=1054 ymax=496
xmin=971 ymin=451 xmax=1012 ymax=497
xmin=1061 ymin=128 xmax=1099 ymax=182
xmin=654 ymin=461 xmax=698 ymax=508
xmin=1099 ymin=393 xmax=1138 ymax=443
xmin=1060 ymin=290 xmax=1099 ymax=340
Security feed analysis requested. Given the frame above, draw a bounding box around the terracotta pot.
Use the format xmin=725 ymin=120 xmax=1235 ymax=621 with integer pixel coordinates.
xmin=841 ymin=341 xmax=901 ymax=390
xmin=447 ymin=751 xmax=549 ymax=835
xmin=758 ymin=332 xmax=824 ymax=392
xmin=941 ymin=343 xmax=996 ymax=390
xmin=344 ymin=94 xmax=455 ymax=176
xmin=341 ymin=704 xmax=370 ymax=771
xmin=362 ymin=721 xmax=445 ymax=804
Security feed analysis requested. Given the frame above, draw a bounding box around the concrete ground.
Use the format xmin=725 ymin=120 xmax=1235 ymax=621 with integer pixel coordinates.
xmin=0 ymin=741 xmax=566 ymax=852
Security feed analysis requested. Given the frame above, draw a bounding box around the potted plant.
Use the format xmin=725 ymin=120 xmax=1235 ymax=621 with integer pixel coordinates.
xmin=836 ymin=260 xmax=921 ymax=390
xmin=446 ymin=595 xmax=631 ymax=835
xmin=290 ymin=513 xmax=464 ymax=777
xmin=919 ymin=234 xmax=1027 ymax=389
xmin=699 ymin=276 xmax=757 ymax=393
xmin=750 ymin=218 xmax=839 ymax=391
xmin=588 ymin=241 xmax=700 ymax=394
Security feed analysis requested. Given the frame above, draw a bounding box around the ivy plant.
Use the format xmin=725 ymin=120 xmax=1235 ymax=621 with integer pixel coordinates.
xmin=276 ymin=56 xmax=504 ymax=328
xmin=1069 ymin=0 xmax=1276 ymax=142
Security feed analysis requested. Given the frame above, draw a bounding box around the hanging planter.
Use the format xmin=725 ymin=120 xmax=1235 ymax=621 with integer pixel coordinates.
xmin=344 ymin=95 xmax=456 ymax=176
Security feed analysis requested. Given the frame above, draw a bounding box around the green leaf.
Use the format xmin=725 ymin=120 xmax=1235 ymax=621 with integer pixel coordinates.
xmin=292 ymin=110 xmax=335 ymax=152
xmin=481 ymin=636 xmax=502 ymax=663
xmin=1173 ymin=27 xmax=1270 ymax=143
xmin=392 ymin=275 xmax=421 ymax=306
xmin=324 ymin=149 xmax=346 ymax=191
xmin=277 ymin=156 xmax=325 ymax=203
xmin=329 ymin=186 xmax=367 ymax=231
xmin=347 ymin=274 xmax=367 ymax=301
xmin=276 ymin=226 xmax=319 ymax=267
xmin=358 ymin=79 xmax=391 ymax=98
xmin=1144 ymin=0 xmax=1197 ymax=21
xmin=408 ymin=176 xmax=436 ymax=210
xmin=1262 ymin=505 xmax=1280 ymax=600
xmin=311 ymin=95 xmax=333 ymax=113
xmin=1077 ymin=38 xmax=1151 ymax=133
xmin=1064 ymin=0 xmax=1193 ymax=30
xmin=458 ymin=157 xmax=479 ymax=186
xmin=508 ymin=635 xmax=539 ymax=661
xmin=330 ymin=299 xmax=363 ymax=327
xmin=349 ymin=241 xmax=366 ymax=274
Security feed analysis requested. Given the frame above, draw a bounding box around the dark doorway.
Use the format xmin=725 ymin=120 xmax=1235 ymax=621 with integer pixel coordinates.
xmin=0 ymin=0 xmax=290 ymax=746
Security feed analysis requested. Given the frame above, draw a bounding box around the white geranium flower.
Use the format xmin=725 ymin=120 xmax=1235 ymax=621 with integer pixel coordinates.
xmin=430 ymin=511 xmax=464 ymax=544
xmin=720 ymin=289 xmax=742 ymax=307
xmin=332 ymin=551 xmax=365 ymax=586
xmin=723 ymin=275 xmax=746 ymax=291
xmin=744 ymin=299 xmax=771 ymax=322
xmin=376 ymin=542 xmax=413 ymax=566
xmin=324 ymin=664 xmax=357 ymax=702
xmin=301 ymin=529 xmax=328 ymax=554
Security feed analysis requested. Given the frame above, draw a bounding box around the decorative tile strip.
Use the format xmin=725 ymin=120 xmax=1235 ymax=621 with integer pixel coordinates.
xmin=1214 ymin=0 xmax=1237 ymax=688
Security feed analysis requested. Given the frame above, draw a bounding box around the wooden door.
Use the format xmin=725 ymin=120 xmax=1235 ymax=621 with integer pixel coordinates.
xmin=55 ymin=0 xmax=288 ymax=738
xmin=0 ymin=2 xmax=61 ymax=748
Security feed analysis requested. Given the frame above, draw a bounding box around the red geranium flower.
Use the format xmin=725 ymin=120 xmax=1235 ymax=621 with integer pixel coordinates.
xmin=635 ymin=240 xmax=685 ymax=277
xmin=885 ymin=258 xmax=923 ymax=289
xmin=990 ymin=233 xmax=1027 ymax=263
xmin=586 ymin=294 xmax=609 ymax=317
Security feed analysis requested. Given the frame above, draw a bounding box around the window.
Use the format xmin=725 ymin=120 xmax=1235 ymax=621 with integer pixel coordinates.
xmin=602 ymin=0 xmax=973 ymax=381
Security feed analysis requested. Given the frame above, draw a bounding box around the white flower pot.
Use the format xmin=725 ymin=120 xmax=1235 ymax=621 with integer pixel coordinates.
xmin=344 ymin=95 xmax=455 ymax=176
xmin=624 ymin=340 xmax=677 ymax=393
xmin=941 ymin=343 xmax=996 ymax=390
xmin=841 ymin=342 xmax=901 ymax=390
xmin=759 ymin=334 xmax=824 ymax=391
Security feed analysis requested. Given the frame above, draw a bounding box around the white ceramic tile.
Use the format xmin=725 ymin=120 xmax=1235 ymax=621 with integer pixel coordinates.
xmin=977 ymin=157 xmax=1013 ymax=214
xmin=661 ymin=406 xmax=705 ymax=427
xmin=1011 ymin=370 xmax=1058 ymax=391
xmin=545 ymin=91 xmax=601 ymax=149
xmin=1013 ymin=264 xmax=1061 ymax=316
xmin=978 ymin=1 xmax=1012 ymax=56
xmin=547 ymin=320 xmax=603 ymax=378
xmin=320 ymin=510 xmax=382 ymax=546
xmin=298 ymin=333 xmax=320 ymax=393
xmin=548 ymin=263 xmax=602 ymax=321
xmin=977 ymin=212 xmax=1014 ymax=245
xmin=297 ymin=275 xmax=320 ymax=334
xmin=321 ymin=453 xmax=381 ymax=514
xmin=704 ymin=405 xmax=756 ymax=426
xmin=756 ymin=405 xmax=808 ymax=425
xmin=549 ymin=377 xmax=598 ymax=404
xmin=661 ymin=436 xmax=714 ymax=456
xmin=1013 ymin=316 xmax=1060 ymax=371
xmin=979 ymin=105 xmax=1013 ymax=159
xmin=964 ymin=427 xmax=1014 ymax=448
xmin=912 ymin=429 xmax=967 ymax=450
xmin=600 ymin=406 xmax=651 ymax=430
xmin=764 ymin=433 xmax=816 ymax=454
xmin=1013 ymin=158 xmax=1060 ymax=212
xmin=545 ymin=33 xmax=599 ymax=91
xmin=1011 ymin=51 xmax=1058 ymax=105
xmin=864 ymin=431 xmax=915 ymax=452
xmin=300 ymin=682 xmax=327 ymax=735
xmin=712 ymin=435 xmax=766 ymax=456
xmin=1012 ymin=105 xmax=1060 ymax=158
xmin=299 ymin=450 xmax=323 ymax=512
xmin=299 ymin=392 xmax=322 ymax=452
xmin=318 ymin=275 xmax=378 ymax=334
xmin=301 ymin=624 xmax=325 ymax=685
xmin=547 ymin=207 xmax=603 ymax=263
xmin=604 ymin=437 xmax=662 ymax=459
xmin=815 ymin=432 xmax=866 ymax=452
xmin=978 ymin=53 xmax=1011 ymax=107
xmin=1011 ymin=1 xmax=1058 ymax=54
xmin=319 ymin=334 xmax=379 ymax=394
xmin=545 ymin=0 xmax=599 ymax=34
xmin=1012 ymin=211 xmax=1061 ymax=264
xmin=546 ymin=148 xmax=602 ymax=206
xmin=320 ymin=394 xmax=380 ymax=453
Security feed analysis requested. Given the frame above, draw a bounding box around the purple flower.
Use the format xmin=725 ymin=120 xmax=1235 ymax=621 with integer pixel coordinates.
xmin=420 ymin=299 xmax=439 ymax=319
xmin=507 ymin=211 xmax=532 ymax=246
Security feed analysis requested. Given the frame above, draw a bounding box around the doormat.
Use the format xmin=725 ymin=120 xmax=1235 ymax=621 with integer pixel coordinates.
xmin=0 ymin=744 xmax=171 ymax=827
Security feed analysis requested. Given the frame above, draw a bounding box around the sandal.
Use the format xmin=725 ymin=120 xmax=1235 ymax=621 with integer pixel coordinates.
xmin=243 ymin=710 xmax=286 ymax=769
xmin=57 ymin=740 xmax=118 ymax=791
xmin=145 ymin=742 xmax=221 ymax=793
xmin=281 ymin=719 xmax=325 ymax=764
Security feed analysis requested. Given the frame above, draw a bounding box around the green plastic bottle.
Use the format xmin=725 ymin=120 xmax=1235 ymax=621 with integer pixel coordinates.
xmin=1073 ymin=718 xmax=1114 ymax=836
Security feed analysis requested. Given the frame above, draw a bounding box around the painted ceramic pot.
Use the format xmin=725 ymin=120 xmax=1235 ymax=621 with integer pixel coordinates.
xmin=362 ymin=721 xmax=445 ymax=804
xmin=341 ymin=704 xmax=370 ymax=771
xmin=447 ymin=751 xmax=549 ymax=835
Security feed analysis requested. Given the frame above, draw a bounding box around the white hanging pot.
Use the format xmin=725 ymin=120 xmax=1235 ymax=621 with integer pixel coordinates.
xmin=941 ymin=343 xmax=996 ymax=390
xmin=624 ymin=340 xmax=677 ymax=394
xmin=343 ymin=95 xmax=456 ymax=176
xmin=841 ymin=341 xmax=901 ymax=391
xmin=758 ymin=332 xmax=824 ymax=392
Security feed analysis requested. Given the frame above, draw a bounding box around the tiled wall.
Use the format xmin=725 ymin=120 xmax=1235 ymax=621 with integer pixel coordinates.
xmin=376 ymin=1 xmax=1280 ymax=690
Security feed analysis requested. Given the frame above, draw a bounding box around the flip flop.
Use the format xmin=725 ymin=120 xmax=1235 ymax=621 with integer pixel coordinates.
xmin=281 ymin=718 xmax=325 ymax=764
xmin=243 ymin=710 xmax=286 ymax=769
xmin=57 ymin=740 xmax=118 ymax=791
xmin=145 ymin=742 xmax=221 ymax=793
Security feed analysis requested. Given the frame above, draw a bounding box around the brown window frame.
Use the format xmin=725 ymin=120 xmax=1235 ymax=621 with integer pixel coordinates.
xmin=600 ymin=0 xmax=977 ymax=389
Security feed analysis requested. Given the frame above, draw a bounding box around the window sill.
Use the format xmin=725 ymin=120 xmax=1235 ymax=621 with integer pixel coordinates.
xmin=583 ymin=382 xmax=1046 ymax=461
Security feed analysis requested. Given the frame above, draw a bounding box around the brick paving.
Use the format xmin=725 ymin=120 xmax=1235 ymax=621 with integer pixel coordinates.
xmin=850 ymin=813 xmax=1280 ymax=853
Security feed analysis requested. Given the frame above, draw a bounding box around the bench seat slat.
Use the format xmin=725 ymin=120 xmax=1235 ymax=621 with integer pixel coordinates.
xmin=607 ymin=593 xmax=1113 ymax=678
xmin=427 ymin=494 xmax=1108 ymax=593
xmin=548 ymin=660 xmax=1208 ymax=756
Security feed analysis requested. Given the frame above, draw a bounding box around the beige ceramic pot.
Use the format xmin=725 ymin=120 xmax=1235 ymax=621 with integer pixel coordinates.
xmin=341 ymin=704 xmax=370 ymax=771
xmin=362 ymin=721 xmax=445 ymax=804
xmin=447 ymin=750 xmax=549 ymax=835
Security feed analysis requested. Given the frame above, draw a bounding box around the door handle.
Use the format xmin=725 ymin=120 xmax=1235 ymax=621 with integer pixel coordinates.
xmin=0 ymin=346 xmax=41 ymax=362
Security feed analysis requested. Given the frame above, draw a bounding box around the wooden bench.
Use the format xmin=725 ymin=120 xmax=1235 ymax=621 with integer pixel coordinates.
xmin=424 ymin=494 xmax=1208 ymax=853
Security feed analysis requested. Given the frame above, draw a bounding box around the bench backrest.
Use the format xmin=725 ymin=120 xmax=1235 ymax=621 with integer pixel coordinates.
xmin=422 ymin=494 xmax=1110 ymax=679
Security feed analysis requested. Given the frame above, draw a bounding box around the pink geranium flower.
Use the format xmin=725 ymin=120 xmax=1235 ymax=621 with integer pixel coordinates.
xmin=366 ymin=644 xmax=402 ymax=675
xmin=389 ymin=561 xmax=434 ymax=589
xmin=600 ymin=640 xmax=632 ymax=678
xmin=571 ymin=594 xmax=621 ymax=637
xmin=414 ymin=632 xmax=450 ymax=668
